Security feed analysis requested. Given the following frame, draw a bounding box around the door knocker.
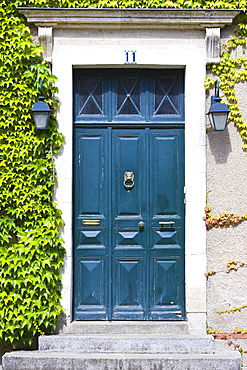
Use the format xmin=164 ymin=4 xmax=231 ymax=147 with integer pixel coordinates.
xmin=123 ymin=171 xmax=135 ymax=190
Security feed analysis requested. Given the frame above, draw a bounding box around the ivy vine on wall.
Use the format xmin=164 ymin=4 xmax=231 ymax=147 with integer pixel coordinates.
xmin=204 ymin=203 xmax=247 ymax=329
xmin=0 ymin=1 xmax=65 ymax=346
xmin=204 ymin=206 xmax=247 ymax=229
xmin=205 ymin=14 xmax=247 ymax=149
xmin=1 ymin=0 xmax=247 ymax=347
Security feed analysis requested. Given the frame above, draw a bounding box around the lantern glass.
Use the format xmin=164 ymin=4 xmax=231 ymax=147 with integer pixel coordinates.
xmin=31 ymin=96 xmax=51 ymax=130
xmin=208 ymin=111 xmax=229 ymax=131
xmin=32 ymin=111 xmax=50 ymax=130
xmin=207 ymin=88 xmax=230 ymax=131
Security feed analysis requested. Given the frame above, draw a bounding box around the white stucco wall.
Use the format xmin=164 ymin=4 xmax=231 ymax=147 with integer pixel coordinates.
xmin=206 ymin=23 xmax=247 ymax=332
xmin=206 ymin=124 xmax=247 ymax=332
xmin=206 ymin=22 xmax=247 ymax=331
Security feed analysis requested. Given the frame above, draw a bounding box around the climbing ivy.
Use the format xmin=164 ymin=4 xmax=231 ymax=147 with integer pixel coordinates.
xmin=205 ymin=16 xmax=247 ymax=149
xmin=14 ymin=0 xmax=247 ymax=9
xmin=204 ymin=206 xmax=247 ymax=229
xmin=2 ymin=0 xmax=247 ymax=348
xmin=205 ymin=259 xmax=246 ymax=277
xmin=0 ymin=1 xmax=65 ymax=346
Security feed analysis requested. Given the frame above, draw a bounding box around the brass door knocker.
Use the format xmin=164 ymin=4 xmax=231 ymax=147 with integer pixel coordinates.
xmin=123 ymin=171 xmax=134 ymax=189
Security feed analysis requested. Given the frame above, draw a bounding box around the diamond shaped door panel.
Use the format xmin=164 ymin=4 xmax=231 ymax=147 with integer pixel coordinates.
xmin=152 ymin=228 xmax=180 ymax=249
xmin=78 ymin=229 xmax=105 ymax=249
xmin=151 ymin=258 xmax=182 ymax=320
xmin=113 ymin=259 xmax=144 ymax=319
xmin=153 ymin=259 xmax=178 ymax=304
xmin=78 ymin=259 xmax=105 ymax=306
xmin=115 ymin=230 xmax=143 ymax=249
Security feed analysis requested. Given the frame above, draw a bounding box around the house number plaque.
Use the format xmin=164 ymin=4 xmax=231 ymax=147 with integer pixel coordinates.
xmin=125 ymin=50 xmax=137 ymax=64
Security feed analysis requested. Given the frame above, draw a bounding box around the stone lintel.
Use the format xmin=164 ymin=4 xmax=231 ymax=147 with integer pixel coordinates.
xmin=18 ymin=8 xmax=240 ymax=30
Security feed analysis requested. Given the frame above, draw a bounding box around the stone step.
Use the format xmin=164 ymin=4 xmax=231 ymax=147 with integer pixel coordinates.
xmin=2 ymin=350 xmax=241 ymax=370
xmin=39 ymin=334 xmax=215 ymax=354
xmin=61 ymin=320 xmax=189 ymax=335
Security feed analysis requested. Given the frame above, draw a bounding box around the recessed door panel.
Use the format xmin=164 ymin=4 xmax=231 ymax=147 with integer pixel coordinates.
xmin=76 ymin=132 xmax=107 ymax=217
xmin=150 ymin=131 xmax=183 ymax=217
xmin=113 ymin=131 xmax=145 ymax=218
xmin=113 ymin=258 xmax=144 ymax=319
xmin=151 ymin=257 xmax=183 ymax=320
xmin=152 ymin=228 xmax=180 ymax=249
xmin=79 ymin=259 xmax=105 ymax=305
xmin=79 ymin=229 xmax=105 ymax=249
xmin=115 ymin=229 xmax=143 ymax=249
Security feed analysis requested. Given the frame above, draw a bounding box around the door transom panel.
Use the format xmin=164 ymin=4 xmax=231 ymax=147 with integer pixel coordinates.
xmin=74 ymin=69 xmax=184 ymax=124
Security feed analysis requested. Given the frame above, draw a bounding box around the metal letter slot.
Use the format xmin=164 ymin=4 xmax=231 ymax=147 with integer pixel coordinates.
xmin=82 ymin=220 xmax=100 ymax=225
xmin=159 ymin=221 xmax=175 ymax=227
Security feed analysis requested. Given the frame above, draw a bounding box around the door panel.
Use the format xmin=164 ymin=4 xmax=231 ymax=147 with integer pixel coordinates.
xmin=74 ymin=127 xmax=184 ymax=320
xmin=74 ymin=130 xmax=109 ymax=319
xmin=76 ymin=132 xmax=107 ymax=216
xmin=112 ymin=130 xmax=146 ymax=319
xmin=113 ymin=131 xmax=146 ymax=218
xmin=149 ymin=130 xmax=185 ymax=319
xmin=114 ymin=259 xmax=144 ymax=307
xmin=150 ymin=131 xmax=183 ymax=216
xmin=152 ymin=258 xmax=180 ymax=304
xmin=79 ymin=259 xmax=105 ymax=305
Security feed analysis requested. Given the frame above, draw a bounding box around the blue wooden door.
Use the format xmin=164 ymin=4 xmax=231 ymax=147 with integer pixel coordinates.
xmin=73 ymin=70 xmax=185 ymax=320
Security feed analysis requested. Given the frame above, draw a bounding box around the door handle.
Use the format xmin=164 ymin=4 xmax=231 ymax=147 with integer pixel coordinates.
xmin=138 ymin=221 xmax=145 ymax=228
xmin=159 ymin=221 xmax=175 ymax=227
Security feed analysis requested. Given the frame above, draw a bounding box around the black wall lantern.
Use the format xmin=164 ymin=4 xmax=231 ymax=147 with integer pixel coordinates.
xmin=207 ymin=80 xmax=230 ymax=131
xmin=32 ymin=80 xmax=51 ymax=130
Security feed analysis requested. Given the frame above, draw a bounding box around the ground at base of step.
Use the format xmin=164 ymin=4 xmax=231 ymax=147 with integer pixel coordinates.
xmin=2 ymin=350 xmax=241 ymax=368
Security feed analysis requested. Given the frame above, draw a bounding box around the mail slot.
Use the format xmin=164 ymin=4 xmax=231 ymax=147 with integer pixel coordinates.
xmin=82 ymin=220 xmax=100 ymax=225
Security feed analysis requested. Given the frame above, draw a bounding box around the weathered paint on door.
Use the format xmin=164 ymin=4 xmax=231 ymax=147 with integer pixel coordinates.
xmin=73 ymin=70 xmax=185 ymax=320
